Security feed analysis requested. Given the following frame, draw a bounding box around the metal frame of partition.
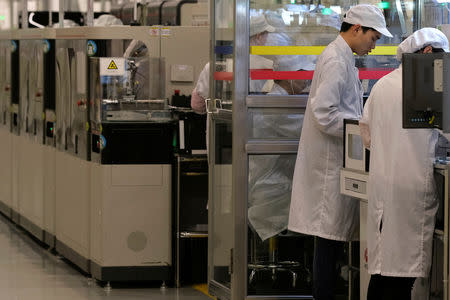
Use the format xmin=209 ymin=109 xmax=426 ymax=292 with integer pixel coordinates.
xmin=232 ymin=0 xmax=249 ymax=297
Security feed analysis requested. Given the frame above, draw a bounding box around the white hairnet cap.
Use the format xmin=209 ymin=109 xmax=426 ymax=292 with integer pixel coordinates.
xmin=94 ymin=14 xmax=123 ymax=26
xmin=250 ymin=15 xmax=275 ymax=37
xmin=396 ymin=27 xmax=449 ymax=60
xmin=52 ymin=19 xmax=79 ymax=28
xmin=265 ymin=32 xmax=291 ymax=46
xmin=273 ymin=55 xmax=315 ymax=71
xmin=343 ymin=4 xmax=393 ymax=38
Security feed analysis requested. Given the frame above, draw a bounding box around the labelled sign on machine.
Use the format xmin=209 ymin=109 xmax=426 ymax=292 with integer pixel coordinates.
xmin=100 ymin=58 xmax=126 ymax=76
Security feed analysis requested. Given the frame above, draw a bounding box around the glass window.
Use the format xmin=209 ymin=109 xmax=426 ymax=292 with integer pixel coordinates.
xmin=248 ymin=109 xmax=304 ymax=139
xmin=248 ymin=0 xmax=415 ymax=96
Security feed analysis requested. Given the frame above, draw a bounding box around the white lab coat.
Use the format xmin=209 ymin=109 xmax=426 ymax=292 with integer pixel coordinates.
xmin=288 ymin=35 xmax=363 ymax=241
xmin=360 ymin=66 xmax=439 ymax=277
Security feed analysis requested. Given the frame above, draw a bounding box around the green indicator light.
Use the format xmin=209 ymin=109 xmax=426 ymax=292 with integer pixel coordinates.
xmin=0 ymin=16 xmax=5 ymax=21
xmin=172 ymin=133 xmax=177 ymax=147
xmin=378 ymin=2 xmax=390 ymax=9
xmin=291 ymin=0 xmax=295 ymax=3
xmin=322 ymin=8 xmax=332 ymax=15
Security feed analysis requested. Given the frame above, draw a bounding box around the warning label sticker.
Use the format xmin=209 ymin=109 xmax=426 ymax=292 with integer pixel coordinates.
xmin=100 ymin=58 xmax=125 ymax=76
xmin=107 ymin=60 xmax=118 ymax=70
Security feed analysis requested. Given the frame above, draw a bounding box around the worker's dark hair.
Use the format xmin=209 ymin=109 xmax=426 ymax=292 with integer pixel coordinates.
xmin=340 ymin=21 xmax=374 ymax=33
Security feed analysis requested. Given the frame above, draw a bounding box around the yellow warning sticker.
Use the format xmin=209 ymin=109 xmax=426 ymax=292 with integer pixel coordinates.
xmin=100 ymin=57 xmax=125 ymax=76
xmin=107 ymin=60 xmax=118 ymax=70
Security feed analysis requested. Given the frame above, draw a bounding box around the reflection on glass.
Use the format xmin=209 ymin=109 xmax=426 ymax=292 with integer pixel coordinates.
xmin=213 ymin=47 xmax=233 ymax=108
xmin=212 ymin=120 xmax=233 ymax=287
xmin=214 ymin=0 xmax=234 ymax=109
xmin=248 ymin=0 xmax=417 ymax=95
xmin=249 ymin=111 xmax=304 ymax=139
xmin=247 ymin=154 xmax=314 ymax=295
xmin=349 ymin=133 xmax=363 ymax=161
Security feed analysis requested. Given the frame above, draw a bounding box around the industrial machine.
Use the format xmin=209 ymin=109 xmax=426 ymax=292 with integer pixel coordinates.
xmin=161 ymin=0 xmax=202 ymax=26
xmin=0 ymin=34 xmax=13 ymax=219
xmin=402 ymin=52 xmax=450 ymax=132
xmin=112 ymin=0 xmax=208 ymax=26
xmin=88 ymin=53 xmax=175 ymax=282
xmin=144 ymin=0 xmax=165 ymax=25
xmin=0 ymin=23 xmax=211 ymax=285
xmin=10 ymin=34 xmax=20 ymax=224
xmin=80 ymin=26 xmax=174 ymax=283
xmin=43 ymin=35 xmax=56 ymax=248
xmin=16 ymin=29 xmax=53 ymax=243
xmin=160 ymin=26 xmax=209 ymax=99
xmin=54 ymin=30 xmax=90 ymax=272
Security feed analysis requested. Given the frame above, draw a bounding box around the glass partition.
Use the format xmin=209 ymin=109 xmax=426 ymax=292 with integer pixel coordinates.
xmin=213 ymin=0 xmax=234 ymax=109
xmin=248 ymin=108 xmax=304 ymax=140
xmin=210 ymin=117 xmax=233 ymax=289
xmin=248 ymin=0 xmax=419 ymax=96
xmin=211 ymin=0 xmax=450 ymax=298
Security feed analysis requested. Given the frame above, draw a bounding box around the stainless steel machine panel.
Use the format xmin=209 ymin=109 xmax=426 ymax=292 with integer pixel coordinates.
xmin=19 ymin=39 xmax=45 ymax=141
xmin=160 ymin=26 xmax=209 ymax=100
xmin=55 ymin=39 xmax=88 ymax=159
xmin=10 ymin=40 xmax=19 ymax=136
xmin=0 ymin=40 xmax=11 ymax=127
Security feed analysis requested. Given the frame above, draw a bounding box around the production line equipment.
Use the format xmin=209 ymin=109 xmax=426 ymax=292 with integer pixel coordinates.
xmin=84 ymin=26 xmax=174 ymax=282
xmin=0 ymin=25 xmax=209 ymax=284
xmin=0 ymin=32 xmax=13 ymax=219
xmin=111 ymin=0 xmax=208 ymax=26
xmin=14 ymin=29 xmax=56 ymax=245
xmin=85 ymin=25 xmax=208 ymax=282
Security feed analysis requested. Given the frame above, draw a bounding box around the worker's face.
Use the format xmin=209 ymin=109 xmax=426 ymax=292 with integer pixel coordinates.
xmin=353 ymin=26 xmax=382 ymax=56
xmin=250 ymin=32 xmax=269 ymax=46
xmin=291 ymin=79 xmax=311 ymax=95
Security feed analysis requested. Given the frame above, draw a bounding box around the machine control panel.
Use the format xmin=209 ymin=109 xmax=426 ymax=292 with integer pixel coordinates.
xmin=344 ymin=177 xmax=367 ymax=194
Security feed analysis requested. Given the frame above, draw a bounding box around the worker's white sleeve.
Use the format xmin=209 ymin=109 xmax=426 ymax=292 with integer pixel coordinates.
xmin=309 ymin=60 xmax=349 ymax=137
xmin=191 ymin=88 xmax=206 ymax=114
xmin=196 ymin=63 xmax=210 ymax=99
xmin=190 ymin=62 xmax=210 ymax=114
xmin=359 ymin=95 xmax=372 ymax=149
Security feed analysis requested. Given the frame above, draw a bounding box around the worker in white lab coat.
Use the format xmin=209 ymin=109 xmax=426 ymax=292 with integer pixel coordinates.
xmin=287 ymin=5 xmax=392 ymax=299
xmin=359 ymin=27 xmax=448 ymax=300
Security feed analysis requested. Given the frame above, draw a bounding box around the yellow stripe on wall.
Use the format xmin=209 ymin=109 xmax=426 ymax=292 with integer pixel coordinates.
xmin=250 ymin=45 xmax=397 ymax=56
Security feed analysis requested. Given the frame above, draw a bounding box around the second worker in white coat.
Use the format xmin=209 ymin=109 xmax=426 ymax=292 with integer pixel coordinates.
xmin=359 ymin=28 xmax=449 ymax=300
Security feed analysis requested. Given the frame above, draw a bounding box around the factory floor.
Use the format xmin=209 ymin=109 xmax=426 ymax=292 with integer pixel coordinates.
xmin=0 ymin=213 xmax=212 ymax=300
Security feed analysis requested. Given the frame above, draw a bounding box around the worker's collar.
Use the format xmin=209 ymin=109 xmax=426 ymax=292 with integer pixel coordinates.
xmin=335 ymin=35 xmax=356 ymax=64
